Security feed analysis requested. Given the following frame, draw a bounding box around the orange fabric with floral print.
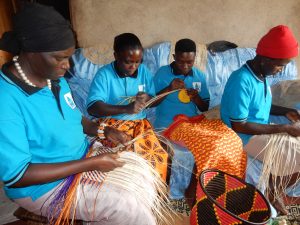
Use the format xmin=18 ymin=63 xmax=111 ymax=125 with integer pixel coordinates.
xmin=98 ymin=118 xmax=168 ymax=181
xmin=164 ymin=114 xmax=247 ymax=178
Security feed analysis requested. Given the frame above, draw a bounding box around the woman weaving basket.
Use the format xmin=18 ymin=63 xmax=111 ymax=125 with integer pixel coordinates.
xmin=0 ymin=4 xmax=168 ymax=225
xmin=86 ymin=33 xmax=169 ymax=181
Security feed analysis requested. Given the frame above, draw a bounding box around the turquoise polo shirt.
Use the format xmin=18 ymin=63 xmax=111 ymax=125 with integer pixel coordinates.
xmin=87 ymin=62 xmax=155 ymax=120
xmin=220 ymin=63 xmax=272 ymax=145
xmin=153 ymin=64 xmax=210 ymax=129
xmin=0 ymin=64 xmax=88 ymax=201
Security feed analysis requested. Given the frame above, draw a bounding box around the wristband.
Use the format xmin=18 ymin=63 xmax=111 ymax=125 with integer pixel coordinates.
xmin=97 ymin=123 xmax=107 ymax=139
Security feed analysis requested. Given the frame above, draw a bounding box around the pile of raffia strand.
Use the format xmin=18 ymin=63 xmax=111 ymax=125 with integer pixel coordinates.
xmin=257 ymin=131 xmax=300 ymax=202
xmin=47 ymin=143 xmax=174 ymax=225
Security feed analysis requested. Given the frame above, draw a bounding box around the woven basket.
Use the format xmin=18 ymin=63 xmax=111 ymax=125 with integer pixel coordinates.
xmin=190 ymin=169 xmax=271 ymax=225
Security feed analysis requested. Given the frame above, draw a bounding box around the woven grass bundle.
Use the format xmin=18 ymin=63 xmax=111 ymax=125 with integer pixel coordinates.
xmin=47 ymin=143 xmax=173 ymax=225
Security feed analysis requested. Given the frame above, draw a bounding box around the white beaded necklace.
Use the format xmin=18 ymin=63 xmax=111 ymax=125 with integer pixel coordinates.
xmin=13 ymin=56 xmax=52 ymax=90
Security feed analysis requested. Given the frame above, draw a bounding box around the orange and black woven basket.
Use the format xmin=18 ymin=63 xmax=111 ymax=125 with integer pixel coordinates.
xmin=190 ymin=169 xmax=271 ymax=225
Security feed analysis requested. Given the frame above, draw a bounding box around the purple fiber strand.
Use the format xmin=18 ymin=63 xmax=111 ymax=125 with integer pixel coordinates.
xmin=46 ymin=139 xmax=95 ymax=223
xmin=46 ymin=174 xmax=75 ymax=223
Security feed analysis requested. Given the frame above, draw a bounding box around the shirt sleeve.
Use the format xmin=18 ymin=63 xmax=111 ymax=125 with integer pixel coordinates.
xmin=86 ymin=69 xmax=109 ymax=108
xmin=0 ymin=98 xmax=31 ymax=186
xmin=227 ymin=75 xmax=251 ymax=122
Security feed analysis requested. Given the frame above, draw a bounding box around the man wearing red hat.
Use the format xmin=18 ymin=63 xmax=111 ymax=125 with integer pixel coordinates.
xmin=221 ymin=25 xmax=300 ymax=215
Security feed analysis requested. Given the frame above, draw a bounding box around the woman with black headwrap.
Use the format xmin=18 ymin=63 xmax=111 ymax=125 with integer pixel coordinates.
xmin=0 ymin=4 xmax=159 ymax=225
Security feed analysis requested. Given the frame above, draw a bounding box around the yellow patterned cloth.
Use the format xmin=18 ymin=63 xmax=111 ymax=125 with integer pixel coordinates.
xmin=164 ymin=114 xmax=247 ymax=178
xmin=98 ymin=118 xmax=168 ymax=181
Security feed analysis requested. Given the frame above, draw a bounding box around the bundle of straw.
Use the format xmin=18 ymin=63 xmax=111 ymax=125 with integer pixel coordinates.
xmin=48 ymin=143 xmax=174 ymax=225
xmin=258 ymin=133 xmax=300 ymax=202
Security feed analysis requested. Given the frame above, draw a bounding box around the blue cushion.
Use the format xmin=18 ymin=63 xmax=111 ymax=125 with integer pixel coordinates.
xmin=143 ymin=42 xmax=171 ymax=75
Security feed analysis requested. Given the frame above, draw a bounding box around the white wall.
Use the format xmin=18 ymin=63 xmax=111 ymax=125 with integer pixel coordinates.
xmin=70 ymin=0 xmax=300 ymax=65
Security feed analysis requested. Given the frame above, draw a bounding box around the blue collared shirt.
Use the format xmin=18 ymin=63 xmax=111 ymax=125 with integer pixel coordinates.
xmin=220 ymin=63 xmax=272 ymax=145
xmin=87 ymin=62 xmax=155 ymax=120
xmin=0 ymin=65 xmax=88 ymax=200
xmin=153 ymin=64 xmax=210 ymax=129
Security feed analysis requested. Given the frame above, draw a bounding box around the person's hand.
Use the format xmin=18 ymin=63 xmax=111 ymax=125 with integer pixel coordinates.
xmin=186 ymin=88 xmax=199 ymax=101
xmin=286 ymin=123 xmax=300 ymax=137
xmin=168 ymin=78 xmax=185 ymax=91
xmin=136 ymin=92 xmax=152 ymax=103
xmin=126 ymin=92 xmax=149 ymax=114
xmin=91 ymin=153 xmax=124 ymax=172
xmin=285 ymin=110 xmax=300 ymax=122
xmin=104 ymin=126 xmax=132 ymax=146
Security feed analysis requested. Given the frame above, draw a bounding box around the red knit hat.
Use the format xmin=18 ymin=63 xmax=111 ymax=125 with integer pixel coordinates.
xmin=256 ymin=25 xmax=298 ymax=59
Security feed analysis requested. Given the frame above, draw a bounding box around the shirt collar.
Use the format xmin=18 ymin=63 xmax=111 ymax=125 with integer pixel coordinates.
xmin=113 ymin=61 xmax=138 ymax=78
xmin=170 ymin=61 xmax=193 ymax=76
xmin=1 ymin=61 xmax=57 ymax=95
xmin=245 ymin=62 xmax=264 ymax=83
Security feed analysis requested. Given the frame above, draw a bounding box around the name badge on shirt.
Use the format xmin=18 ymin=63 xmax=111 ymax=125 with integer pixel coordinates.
xmin=138 ymin=84 xmax=146 ymax=92
xmin=64 ymin=92 xmax=76 ymax=109
xmin=192 ymin=82 xmax=201 ymax=92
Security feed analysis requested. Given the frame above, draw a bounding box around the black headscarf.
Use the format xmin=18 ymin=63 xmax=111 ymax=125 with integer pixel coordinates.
xmin=0 ymin=3 xmax=75 ymax=54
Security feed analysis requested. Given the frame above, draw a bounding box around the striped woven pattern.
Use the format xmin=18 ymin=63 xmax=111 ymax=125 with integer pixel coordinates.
xmin=80 ymin=144 xmax=111 ymax=186
xmin=190 ymin=169 xmax=271 ymax=225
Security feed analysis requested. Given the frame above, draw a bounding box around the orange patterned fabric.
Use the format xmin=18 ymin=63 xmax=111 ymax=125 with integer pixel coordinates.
xmin=164 ymin=114 xmax=247 ymax=178
xmin=98 ymin=118 xmax=168 ymax=181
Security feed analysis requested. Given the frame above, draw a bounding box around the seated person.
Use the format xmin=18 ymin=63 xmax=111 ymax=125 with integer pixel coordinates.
xmin=87 ymin=33 xmax=168 ymax=180
xmin=153 ymin=39 xmax=210 ymax=201
xmin=220 ymin=25 xmax=300 ymax=214
xmin=154 ymin=38 xmax=210 ymax=129
xmin=0 ymin=4 xmax=161 ymax=225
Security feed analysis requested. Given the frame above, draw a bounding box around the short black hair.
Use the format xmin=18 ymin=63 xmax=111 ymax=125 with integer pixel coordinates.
xmin=113 ymin=33 xmax=143 ymax=53
xmin=175 ymin=38 xmax=196 ymax=53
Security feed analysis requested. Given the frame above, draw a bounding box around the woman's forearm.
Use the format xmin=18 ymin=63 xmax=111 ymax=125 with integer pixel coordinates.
xmin=81 ymin=116 xmax=98 ymax=136
xmin=193 ymin=96 xmax=209 ymax=112
xmin=11 ymin=158 xmax=95 ymax=187
xmin=87 ymin=101 xmax=130 ymax=117
xmin=271 ymin=104 xmax=297 ymax=116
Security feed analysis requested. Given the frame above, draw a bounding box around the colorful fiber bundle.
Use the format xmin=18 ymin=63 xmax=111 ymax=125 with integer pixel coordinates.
xmin=190 ymin=169 xmax=271 ymax=225
xmin=46 ymin=141 xmax=94 ymax=224
xmin=46 ymin=142 xmax=173 ymax=225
